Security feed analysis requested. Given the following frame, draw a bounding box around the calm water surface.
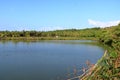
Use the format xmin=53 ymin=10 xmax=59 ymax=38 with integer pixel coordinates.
xmin=0 ymin=40 xmax=104 ymax=80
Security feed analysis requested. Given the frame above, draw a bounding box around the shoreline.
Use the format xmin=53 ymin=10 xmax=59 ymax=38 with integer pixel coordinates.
xmin=0 ymin=37 xmax=98 ymax=41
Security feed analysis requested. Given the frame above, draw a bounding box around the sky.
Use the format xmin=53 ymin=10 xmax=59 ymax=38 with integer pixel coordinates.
xmin=0 ymin=0 xmax=120 ymax=31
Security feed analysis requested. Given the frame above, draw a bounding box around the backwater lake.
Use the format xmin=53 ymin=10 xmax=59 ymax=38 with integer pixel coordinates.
xmin=0 ymin=40 xmax=105 ymax=80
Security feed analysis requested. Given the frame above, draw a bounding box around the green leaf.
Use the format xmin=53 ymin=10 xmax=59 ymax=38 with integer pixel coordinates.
xmin=110 ymin=52 xmax=118 ymax=58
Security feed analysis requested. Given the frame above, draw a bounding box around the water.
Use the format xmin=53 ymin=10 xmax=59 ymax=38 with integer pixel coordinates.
xmin=0 ymin=40 xmax=104 ymax=80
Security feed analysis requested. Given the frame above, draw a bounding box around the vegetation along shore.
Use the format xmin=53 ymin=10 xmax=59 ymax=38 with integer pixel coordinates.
xmin=0 ymin=24 xmax=120 ymax=80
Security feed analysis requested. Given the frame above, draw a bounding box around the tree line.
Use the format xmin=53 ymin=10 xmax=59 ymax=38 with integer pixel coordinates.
xmin=0 ymin=27 xmax=101 ymax=38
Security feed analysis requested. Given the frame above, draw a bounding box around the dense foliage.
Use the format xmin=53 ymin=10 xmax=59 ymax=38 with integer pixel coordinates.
xmin=0 ymin=27 xmax=101 ymax=40
xmin=81 ymin=24 xmax=120 ymax=80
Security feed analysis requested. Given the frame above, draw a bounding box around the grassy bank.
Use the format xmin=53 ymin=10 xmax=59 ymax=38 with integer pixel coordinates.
xmin=80 ymin=25 xmax=120 ymax=80
xmin=0 ymin=36 xmax=97 ymax=41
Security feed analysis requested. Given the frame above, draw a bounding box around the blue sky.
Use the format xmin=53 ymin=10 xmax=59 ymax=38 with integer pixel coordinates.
xmin=0 ymin=0 xmax=120 ymax=31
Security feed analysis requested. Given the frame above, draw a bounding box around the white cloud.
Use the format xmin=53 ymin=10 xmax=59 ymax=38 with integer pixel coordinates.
xmin=88 ymin=19 xmax=120 ymax=28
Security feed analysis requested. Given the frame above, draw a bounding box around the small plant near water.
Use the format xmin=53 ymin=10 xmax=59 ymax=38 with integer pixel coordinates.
xmin=81 ymin=50 xmax=120 ymax=80
xmin=67 ymin=60 xmax=95 ymax=80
